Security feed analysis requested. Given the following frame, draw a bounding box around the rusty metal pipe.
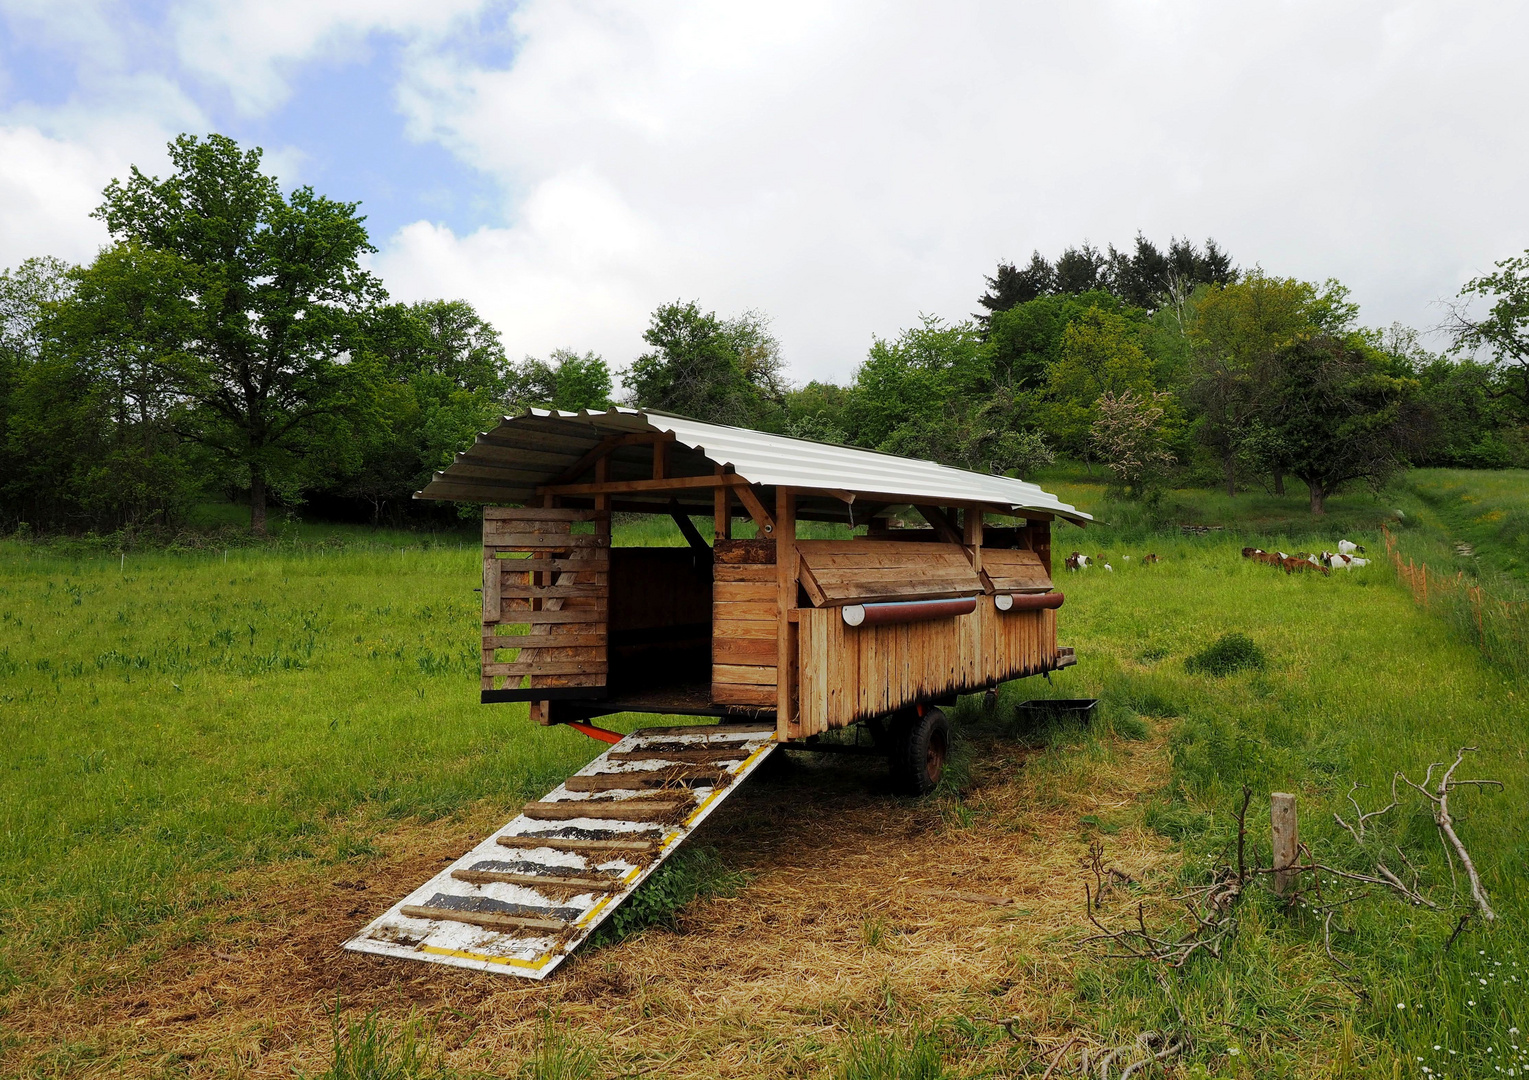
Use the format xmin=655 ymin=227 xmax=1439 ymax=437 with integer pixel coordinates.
xmin=841 ymin=596 xmax=977 ymax=627
xmin=993 ymin=591 xmax=1063 ymax=612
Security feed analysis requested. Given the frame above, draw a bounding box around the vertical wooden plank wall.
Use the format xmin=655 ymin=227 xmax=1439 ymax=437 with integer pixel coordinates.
xmin=796 ymin=603 xmax=1057 ymax=736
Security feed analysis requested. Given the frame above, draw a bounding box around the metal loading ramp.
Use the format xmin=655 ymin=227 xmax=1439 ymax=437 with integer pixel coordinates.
xmin=344 ymin=723 xmax=777 ymax=979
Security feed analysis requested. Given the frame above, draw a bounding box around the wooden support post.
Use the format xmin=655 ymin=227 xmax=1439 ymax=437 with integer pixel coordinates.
xmin=776 ymin=487 xmax=798 ymax=741
xmin=1272 ymin=792 xmax=1299 ymax=896
xmin=593 ymin=455 xmax=610 ymax=513
xmin=668 ymin=499 xmax=710 ymax=556
xmin=714 ymin=467 xmax=732 ymax=540
xmin=733 ymin=481 xmax=775 ymax=539
xmin=1024 ymin=518 xmax=1051 ymax=578
xmin=913 ymin=504 xmax=963 ymax=545
xmin=963 ymin=508 xmax=983 ymax=574
xmin=652 ymin=435 xmax=668 ymax=481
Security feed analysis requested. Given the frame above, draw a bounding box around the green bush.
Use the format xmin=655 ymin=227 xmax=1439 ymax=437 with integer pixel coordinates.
xmin=589 ymin=846 xmax=745 ymax=945
xmin=1184 ymin=632 xmax=1265 ymax=677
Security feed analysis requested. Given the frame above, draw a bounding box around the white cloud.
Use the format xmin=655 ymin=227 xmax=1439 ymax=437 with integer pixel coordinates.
xmin=375 ymin=169 xmax=662 ymax=363
xmin=169 ymin=0 xmax=493 ymax=114
xmin=0 ymin=126 xmax=112 ymax=265
xmin=4 ymin=0 xmax=1528 ymax=384
xmin=0 ymin=55 xmax=209 ymax=270
xmin=374 ymin=0 xmax=1529 ymax=382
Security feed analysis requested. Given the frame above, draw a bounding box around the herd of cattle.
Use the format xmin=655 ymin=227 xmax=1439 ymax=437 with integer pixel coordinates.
xmin=1062 ymin=542 xmax=1370 ymax=577
xmin=1241 ymin=540 xmax=1369 ymax=576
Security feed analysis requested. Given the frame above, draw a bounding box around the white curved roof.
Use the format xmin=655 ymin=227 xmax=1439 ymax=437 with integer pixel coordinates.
xmin=417 ymin=407 xmax=1090 ymax=525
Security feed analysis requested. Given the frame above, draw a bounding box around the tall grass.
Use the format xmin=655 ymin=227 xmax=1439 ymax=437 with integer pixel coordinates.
xmin=1383 ymin=528 xmax=1529 ymax=677
xmin=3 ymin=475 xmax=1526 ymax=1077
xmin=0 ymin=517 xmax=718 ymax=985
xmin=1008 ymin=521 xmax=1528 ymax=1078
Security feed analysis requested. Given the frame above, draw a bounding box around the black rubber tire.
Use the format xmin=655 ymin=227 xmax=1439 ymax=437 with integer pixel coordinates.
xmin=888 ymin=706 xmax=949 ymax=796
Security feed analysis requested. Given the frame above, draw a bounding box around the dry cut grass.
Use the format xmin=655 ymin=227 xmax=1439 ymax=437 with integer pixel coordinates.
xmin=3 ymin=720 xmax=1174 ymax=1078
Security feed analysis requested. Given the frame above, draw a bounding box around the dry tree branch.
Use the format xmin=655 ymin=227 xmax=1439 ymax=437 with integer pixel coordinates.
xmin=1333 ymin=778 xmax=1397 ymax=845
xmin=1080 ymin=1030 xmax=1186 ymax=1080
xmin=1444 ymin=913 xmax=1472 ymax=952
xmin=1039 ymin=1037 xmax=1081 ymax=1080
xmin=1322 ymin=910 xmax=1353 ymax=970
xmin=1257 ymin=859 xmax=1437 ymax=909
xmin=1081 ymin=876 xmax=1241 ymax=968
xmin=1398 ymin=747 xmax=1500 ymax=922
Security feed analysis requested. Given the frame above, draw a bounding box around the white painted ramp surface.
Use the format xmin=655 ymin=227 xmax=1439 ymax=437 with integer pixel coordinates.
xmin=344 ymin=723 xmax=777 ymax=979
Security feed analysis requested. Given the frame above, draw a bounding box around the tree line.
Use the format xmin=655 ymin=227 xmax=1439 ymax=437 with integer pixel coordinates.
xmin=2 ymin=133 xmax=1526 ymax=535
xmin=635 ymin=241 xmax=1528 ymax=513
xmin=0 ymin=135 xmax=616 ymax=535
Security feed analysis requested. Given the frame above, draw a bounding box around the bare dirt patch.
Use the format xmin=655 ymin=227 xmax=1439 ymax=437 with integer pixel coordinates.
xmin=3 ymin=727 xmax=1174 ymax=1078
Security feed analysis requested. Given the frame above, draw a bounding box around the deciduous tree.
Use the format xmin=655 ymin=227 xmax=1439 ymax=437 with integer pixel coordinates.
xmin=1188 ymin=273 xmax=1356 ymax=496
xmin=1259 ymin=335 xmax=1421 ymax=514
xmin=1446 ymin=248 xmax=1529 ymax=421
xmin=94 ymin=133 xmax=383 ymax=534
xmin=1089 ymin=388 xmax=1177 ymax=494
xmin=624 ymin=300 xmax=783 ymax=427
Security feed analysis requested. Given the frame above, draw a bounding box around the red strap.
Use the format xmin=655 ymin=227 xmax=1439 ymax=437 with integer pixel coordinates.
xmin=567 ymin=721 xmax=623 ymax=745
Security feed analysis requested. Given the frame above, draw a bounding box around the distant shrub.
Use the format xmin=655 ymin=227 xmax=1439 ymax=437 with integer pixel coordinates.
xmin=1185 ymin=632 xmax=1266 ymax=677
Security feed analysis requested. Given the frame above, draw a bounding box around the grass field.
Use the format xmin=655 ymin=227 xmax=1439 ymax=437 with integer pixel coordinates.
xmin=1 ymin=478 xmax=1526 ymax=1078
xmin=1390 ymin=468 xmax=1529 ymax=593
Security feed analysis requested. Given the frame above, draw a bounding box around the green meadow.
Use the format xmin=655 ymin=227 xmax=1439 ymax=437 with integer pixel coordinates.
xmin=1 ymin=475 xmax=1526 ymax=1078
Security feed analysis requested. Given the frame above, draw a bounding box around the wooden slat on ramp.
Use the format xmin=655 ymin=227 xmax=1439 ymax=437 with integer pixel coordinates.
xmin=343 ymin=723 xmax=777 ymax=979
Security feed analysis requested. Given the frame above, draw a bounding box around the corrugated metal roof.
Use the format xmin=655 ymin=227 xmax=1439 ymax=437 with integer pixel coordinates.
xmin=417 ymin=407 xmax=1091 ymax=525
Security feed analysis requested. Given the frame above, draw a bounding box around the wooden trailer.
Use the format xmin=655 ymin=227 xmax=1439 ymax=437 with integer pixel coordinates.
xmin=345 ymin=408 xmax=1090 ymax=978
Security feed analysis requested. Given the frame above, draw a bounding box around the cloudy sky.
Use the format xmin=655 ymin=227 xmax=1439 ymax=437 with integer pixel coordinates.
xmin=2 ymin=1 xmax=1527 ymax=383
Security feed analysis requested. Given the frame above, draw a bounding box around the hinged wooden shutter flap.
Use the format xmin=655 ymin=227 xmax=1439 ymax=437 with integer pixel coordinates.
xmin=979 ymin=548 xmax=1054 ymax=594
xmin=795 ymin=540 xmax=983 ymax=607
xmin=482 ymin=508 xmax=610 ymax=696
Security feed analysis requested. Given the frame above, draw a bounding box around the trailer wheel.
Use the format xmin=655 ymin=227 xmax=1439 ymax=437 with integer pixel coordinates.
xmin=889 ymin=706 xmax=949 ymax=796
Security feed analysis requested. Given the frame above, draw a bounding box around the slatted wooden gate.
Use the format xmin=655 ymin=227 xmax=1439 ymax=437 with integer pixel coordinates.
xmin=482 ymin=508 xmax=610 ymax=717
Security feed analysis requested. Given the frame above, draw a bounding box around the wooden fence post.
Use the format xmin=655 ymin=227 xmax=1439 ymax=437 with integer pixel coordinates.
xmin=1271 ymin=792 xmax=1299 ymax=896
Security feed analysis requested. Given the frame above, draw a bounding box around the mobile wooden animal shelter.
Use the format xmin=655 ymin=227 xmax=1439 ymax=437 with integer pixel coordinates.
xmin=345 ymin=408 xmax=1090 ymax=978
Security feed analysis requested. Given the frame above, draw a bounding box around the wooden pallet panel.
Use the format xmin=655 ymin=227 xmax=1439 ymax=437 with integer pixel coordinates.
xmin=711 ymin=541 xmax=780 ymax=710
xmin=481 ymin=510 xmax=610 ymax=698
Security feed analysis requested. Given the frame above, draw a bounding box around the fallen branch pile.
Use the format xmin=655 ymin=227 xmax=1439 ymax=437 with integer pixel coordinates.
xmin=1057 ymin=748 xmax=1502 ymax=1074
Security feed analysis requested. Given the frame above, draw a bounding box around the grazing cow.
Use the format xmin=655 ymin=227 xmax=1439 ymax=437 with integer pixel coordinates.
xmin=1065 ymin=551 xmax=1091 ymax=570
